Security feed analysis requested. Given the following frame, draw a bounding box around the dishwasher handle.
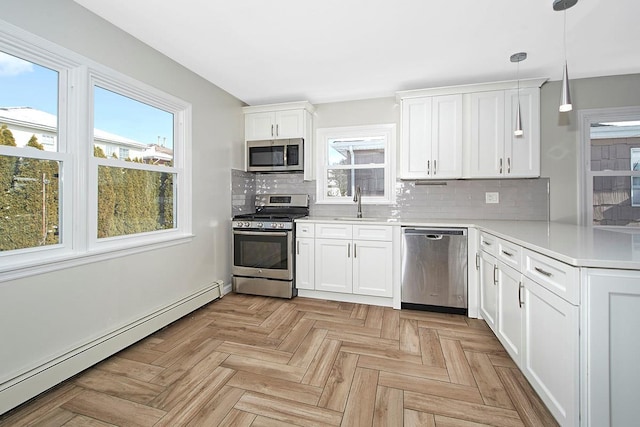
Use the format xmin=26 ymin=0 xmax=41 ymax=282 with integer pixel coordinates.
xmin=402 ymin=227 xmax=467 ymax=237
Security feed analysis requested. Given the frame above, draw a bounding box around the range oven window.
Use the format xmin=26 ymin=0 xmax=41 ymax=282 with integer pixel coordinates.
xmin=234 ymin=232 xmax=289 ymax=270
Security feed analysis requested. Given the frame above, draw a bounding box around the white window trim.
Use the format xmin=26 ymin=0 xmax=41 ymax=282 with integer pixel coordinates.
xmin=0 ymin=19 xmax=193 ymax=282
xmin=315 ymin=124 xmax=396 ymax=205
xmin=578 ymin=106 xmax=640 ymax=227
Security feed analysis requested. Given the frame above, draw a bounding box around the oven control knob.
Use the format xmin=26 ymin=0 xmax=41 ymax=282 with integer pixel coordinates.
xmin=243 ymin=222 xmax=250 ymax=228
xmin=256 ymin=222 xmax=263 ymax=228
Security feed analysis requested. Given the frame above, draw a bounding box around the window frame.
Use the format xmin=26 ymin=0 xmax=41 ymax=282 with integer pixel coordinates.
xmin=578 ymin=106 xmax=640 ymax=227
xmin=315 ymin=124 xmax=396 ymax=205
xmin=0 ymin=20 xmax=192 ymax=282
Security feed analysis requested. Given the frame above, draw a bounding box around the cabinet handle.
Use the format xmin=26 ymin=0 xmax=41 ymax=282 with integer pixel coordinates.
xmin=501 ymin=250 xmax=513 ymax=257
xmin=499 ymin=158 xmax=503 ymax=174
xmin=434 ymin=159 xmax=437 ymax=175
xmin=348 ymin=243 xmax=351 ymax=258
xmin=296 ymin=240 xmax=300 ymax=255
xmin=427 ymin=160 xmax=430 ymax=175
xmin=475 ymin=253 xmax=480 ymax=270
xmin=354 ymin=243 xmax=357 ymax=258
xmin=534 ymin=266 xmax=553 ymax=277
xmin=493 ymin=265 xmax=498 ymax=285
xmin=271 ymin=124 xmax=274 ymax=137
xmin=276 ymin=124 xmax=279 ymax=136
xmin=518 ymin=281 xmax=524 ymax=308
xmin=483 ymin=240 xmax=492 ymax=246
xmin=507 ymin=157 xmax=511 ymax=174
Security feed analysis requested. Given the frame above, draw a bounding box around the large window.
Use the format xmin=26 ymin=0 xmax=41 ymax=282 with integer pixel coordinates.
xmin=0 ymin=51 xmax=67 ymax=254
xmin=0 ymin=25 xmax=192 ymax=277
xmin=581 ymin=108 xmax=640 ymax=227
xmin=316 ymin=124 xmax=396 ymax=204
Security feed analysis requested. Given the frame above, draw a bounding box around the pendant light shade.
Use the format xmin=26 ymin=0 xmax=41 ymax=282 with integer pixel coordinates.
xmin=554 ymin=0 xmax=577 ymax=113
xmin=559 ymin=61 xmax=572 ymax=112
xmin=514 ymin=102 xmax=524 ymax=136
xmin=510 ymin=52 xmax=527 ymax=137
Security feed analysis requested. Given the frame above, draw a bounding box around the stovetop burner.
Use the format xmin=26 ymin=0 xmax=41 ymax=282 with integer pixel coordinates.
xmin=232 ymin=194 xmax=309 ymax=230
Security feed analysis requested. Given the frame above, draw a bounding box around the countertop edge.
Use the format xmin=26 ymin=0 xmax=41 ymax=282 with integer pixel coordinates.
xmin=296 ymin=217 xmax=640 ymax=270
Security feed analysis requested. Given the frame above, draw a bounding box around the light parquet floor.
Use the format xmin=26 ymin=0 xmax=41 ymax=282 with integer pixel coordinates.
xmin=0 ymin=294 xmax=559 ymax=427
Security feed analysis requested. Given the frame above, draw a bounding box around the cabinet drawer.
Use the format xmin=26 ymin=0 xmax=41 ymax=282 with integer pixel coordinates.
xmin=479 ymin=232 xmax=498 ymax=256
xmin=353 ymin=225 xmax=392 ymax=241
xmin=296 ymin=223 xmax=315 ymax=238
xmin=316 ymin=223 xmax=353 ymax=239
xmin=497 ymin=239 xmax=522 ymax=270
xmin=523 ymin=249 xmax=579 ymax=304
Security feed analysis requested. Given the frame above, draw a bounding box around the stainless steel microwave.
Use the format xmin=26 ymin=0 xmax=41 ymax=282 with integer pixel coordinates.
xmin=246 ymin=138 xmax=304 ymax=173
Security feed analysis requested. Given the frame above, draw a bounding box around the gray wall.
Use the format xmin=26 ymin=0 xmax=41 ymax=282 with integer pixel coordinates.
xmin=1 ymin=0 xmax=244 ymax=393
xmin=541 ymin=73 xmax=640 ymax=223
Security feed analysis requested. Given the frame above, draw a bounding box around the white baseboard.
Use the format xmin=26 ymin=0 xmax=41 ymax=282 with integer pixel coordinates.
xmin=0 ymin=281 xmax=222 ymax=416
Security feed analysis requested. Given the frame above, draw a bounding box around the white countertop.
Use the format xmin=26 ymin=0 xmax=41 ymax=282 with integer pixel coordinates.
xmin=298 ymin=217 xmax=640 ymax=270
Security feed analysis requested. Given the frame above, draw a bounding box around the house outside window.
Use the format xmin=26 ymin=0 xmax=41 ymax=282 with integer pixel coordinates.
xmin=316 ymin=124 xmax=396 ymax=204
xmin=585 ymin=115 xmax=640 ymax=227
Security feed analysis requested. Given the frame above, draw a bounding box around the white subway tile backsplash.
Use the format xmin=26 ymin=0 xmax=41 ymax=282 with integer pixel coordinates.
xmin=231 ymin=169 xmax=549 ymax=221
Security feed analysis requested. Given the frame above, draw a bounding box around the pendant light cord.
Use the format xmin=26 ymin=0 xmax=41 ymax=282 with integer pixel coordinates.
xmin=563 ymin=3 xmax=568 ymax=65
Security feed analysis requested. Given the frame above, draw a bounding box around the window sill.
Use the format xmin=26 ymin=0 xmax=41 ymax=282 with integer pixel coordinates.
xmin=0 ymin=234 xmax=194 ymax=283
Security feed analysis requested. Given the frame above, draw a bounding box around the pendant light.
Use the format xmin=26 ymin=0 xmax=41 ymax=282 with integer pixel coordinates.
xmin=554 ymin=0 xmax=578 ymax=112
xmin=510 ymin=52 xmax=527 ymax=137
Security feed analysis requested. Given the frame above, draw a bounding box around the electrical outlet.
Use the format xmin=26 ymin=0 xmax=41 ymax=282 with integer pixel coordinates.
xmin=485 ymin=192 xmax=499 ymax=204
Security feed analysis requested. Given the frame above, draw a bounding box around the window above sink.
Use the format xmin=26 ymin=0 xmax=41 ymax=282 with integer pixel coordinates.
xmin=315 ymin=124 xmax=396 ymax=205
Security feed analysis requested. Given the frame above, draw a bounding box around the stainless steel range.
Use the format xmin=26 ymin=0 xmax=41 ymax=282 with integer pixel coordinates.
xmin=232 ymin=194 xmax=309 ymax=299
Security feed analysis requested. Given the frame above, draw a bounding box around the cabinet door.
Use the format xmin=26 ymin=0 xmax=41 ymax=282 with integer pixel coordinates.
xmin=431 ymin=94 xmax=463 ymax=178
xmin=400 ymin=97 xmax=432 ymax=178
xmin=245 ymin=112 xmax=276 ymax=140
xmin=352 ymin=240 xmax=392 ymax=297
xmin=496 ymin=262 xmax=524 ymax=364
xmin=584 ymin=269 xmax=640 ymax=427
xmin=479 ymin=251 xmax=498 ymax=332
xmin=523 ymin=277 xmax=578 ymax=427
xmin=504 ymin=88 xmax=540 ymax=177
xmin=469 ymin=91 xmax=505 ymax=178
xmin=314 ymin=238 xmax=352 ymax=293
xmin=274 ymin=109 xmax=305 ymax=139
xmin=295 ymin=238 xmax=314 ymax=290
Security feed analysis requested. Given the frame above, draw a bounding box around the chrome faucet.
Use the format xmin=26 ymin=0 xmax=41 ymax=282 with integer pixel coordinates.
xmin=353 ymin=186 xmax=362 ymax=218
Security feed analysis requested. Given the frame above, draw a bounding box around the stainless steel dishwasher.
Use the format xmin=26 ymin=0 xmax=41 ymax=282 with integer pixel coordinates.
xmin=401 ymin=227 xmax=468 ymax=314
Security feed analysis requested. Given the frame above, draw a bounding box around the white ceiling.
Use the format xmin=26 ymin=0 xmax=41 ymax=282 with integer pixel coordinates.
xmin=72 ymin=0 xmax=640 ymax=106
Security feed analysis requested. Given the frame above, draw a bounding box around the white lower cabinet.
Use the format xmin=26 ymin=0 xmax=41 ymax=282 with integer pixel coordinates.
xmin=479 ymin=250 xmax=498 ymax=332
xmin=582 ymin=269 xmax=640 ymax=427
xmin=523 ymin=276 xmax=579 ymax=427
xmin=295 ymin=237 xmax=314 ymax=290
xmin=496 ymin=261 xmax=524 ymax=364
xmin=314 ymin=223 xmax=393 ymax=297
xmin=478 ymin=231 xmax=579 ymax=426
xmin=315 ymin=238 xmax=352 ymax=293
xmin=352 ymin=239 xmax=393 ymax=297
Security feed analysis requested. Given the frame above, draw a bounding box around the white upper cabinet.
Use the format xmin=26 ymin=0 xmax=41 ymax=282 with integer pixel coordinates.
xmin=398 ymin=79 xmax=545 ymax=181
xmin=400 ymin=94 xmax=463 ymax=179
xmin=245 ymin=109 xmax=307 ymax=140
xmin=468 ymin=87 xmax=540 ymax=178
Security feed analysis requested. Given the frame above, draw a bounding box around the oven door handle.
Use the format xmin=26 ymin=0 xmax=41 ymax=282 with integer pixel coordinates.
xmin=233 ymin=230 xmax=289 ymax=237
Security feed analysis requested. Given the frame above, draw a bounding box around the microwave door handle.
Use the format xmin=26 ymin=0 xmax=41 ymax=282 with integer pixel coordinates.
xmin=283 ymin=144 xmax=288 ymax=166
